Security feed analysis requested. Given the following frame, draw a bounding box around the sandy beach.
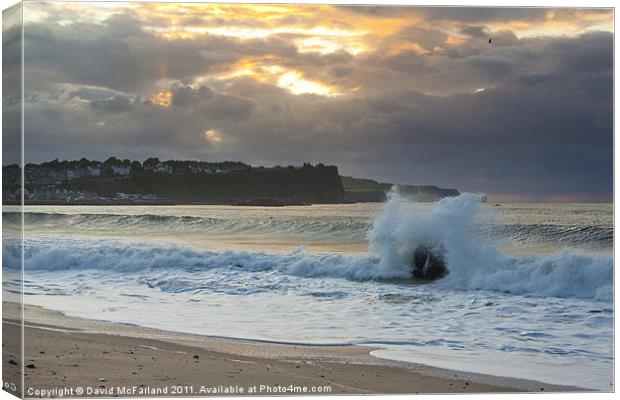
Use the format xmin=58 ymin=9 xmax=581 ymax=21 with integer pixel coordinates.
xmin=2 ymin=302 xmax=584 ymax=397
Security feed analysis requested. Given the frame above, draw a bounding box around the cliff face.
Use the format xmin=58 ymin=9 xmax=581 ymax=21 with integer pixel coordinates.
xmin=397 ymin=185 xmax=460 ymax=202
xmin=341 ymin=176 xmax=459 ymax=202
xmin=344 ymin=191 xmax=387 ymax=203
xmin=69 ymin=165 xmax=346 ymax=204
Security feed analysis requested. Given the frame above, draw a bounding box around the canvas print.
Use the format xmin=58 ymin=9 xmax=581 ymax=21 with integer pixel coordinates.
xmin=2 ymin=2 xmax=614 ymax=397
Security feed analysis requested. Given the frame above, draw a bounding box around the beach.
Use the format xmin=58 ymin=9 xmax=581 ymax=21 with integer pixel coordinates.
xmin=4 ymin=302 xmax=580 ymax=396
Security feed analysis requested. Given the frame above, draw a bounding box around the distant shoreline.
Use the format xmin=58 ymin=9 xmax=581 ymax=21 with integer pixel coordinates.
xmin=5 ymin=199 xmax=385 ymax=207
xmin=4 ymin=159 xmax=462 ymax=205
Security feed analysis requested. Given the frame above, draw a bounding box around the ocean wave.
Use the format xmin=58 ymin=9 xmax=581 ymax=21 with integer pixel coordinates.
xmin=3 ymin=237 xmax=378 ymax=280
xmin=4 ymin=209 xmax=611 ymax=246
xmin=368 ymin=191 xmax=612 ymax=300
xmin=2 ymin=192 xmax=612 ymax=301
xmin=3 ymin=240 xmax=612 ymax=302
xmin=485 ymin=223 xmax=613 ymax=246
xmin=3 ymin=211 xmax=369 ymax=239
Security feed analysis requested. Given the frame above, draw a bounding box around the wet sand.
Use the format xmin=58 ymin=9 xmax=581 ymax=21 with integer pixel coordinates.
xmin=3 ymin=302 xmax=580 ymax=397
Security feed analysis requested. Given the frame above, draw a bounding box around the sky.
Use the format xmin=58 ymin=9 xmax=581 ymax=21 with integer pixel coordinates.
xmin=2 ymin=2 xmax=614 ymax=201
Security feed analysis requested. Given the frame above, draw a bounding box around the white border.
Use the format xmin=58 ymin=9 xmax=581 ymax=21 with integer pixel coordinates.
xmin=0 ymin=1 xmax=616 ymax=400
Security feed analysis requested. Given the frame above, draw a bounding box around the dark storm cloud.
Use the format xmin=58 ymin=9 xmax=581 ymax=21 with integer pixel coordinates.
xmin=390 ymin=26 xmax=448 ymax=49
xmin=170 ymin=85 xmax=214 ymax=107
xmin=18 ymin=4 xmax=613 ymax=201
xmin=24 ymin=24 xmax=224 ymax=92
xmin=460 ymin=26 xmax=488 ymax=38
xmin=168 ymin=84 xmax=255 ymax=120
xmin=2 ymin=6 xmax=22 ymax=166
xmin=328 ymin=65 xmax=354 ymax=78
xmin=23 ymin=12 xmax=299 ymax=92
xmin=420 ymin=7 xmax=551 ymax=23
xmin=90 ymin=96 xmax=134 ymax=113
xmin=340 ymin=6 xmax=610 ymax=25
xmin=340 ymin=5 xmax=537 ymax=22
xmin=70 ymin=88 xmax=121 ymax=101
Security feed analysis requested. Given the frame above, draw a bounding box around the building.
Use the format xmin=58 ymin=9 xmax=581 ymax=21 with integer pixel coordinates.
xmin=189 ymin=165 xmax=214 ymax=174
xmin=111 ymin=165 xmax=131 ymax=175
xmin=87 ymin=165 xmax=102 ymax=176
xmin=153 ymin=163 xmax=172 ymax=174
xmin=66 ymin=167 xmax=88 ymax=180
xmin=48 ymin=169 xmax=67 ymax=183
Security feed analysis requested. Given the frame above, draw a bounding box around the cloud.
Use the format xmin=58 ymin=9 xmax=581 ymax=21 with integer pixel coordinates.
xmin=460 ymin=25 xmax=488 ymax=38
xmin=90 ymin=96 xmax=134 ymax=113
xmin=15 ymin=3 xmax=613 ymax=201
xmin=168 ymin=84 xmax=255 ymax=120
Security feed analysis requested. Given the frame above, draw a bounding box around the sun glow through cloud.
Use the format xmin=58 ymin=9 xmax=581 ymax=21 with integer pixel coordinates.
xmin=204 ymin=129 xmax=223 ymax=143
xmin=277 ymin=72 xmax=337 ymax=96
xmin=208 ymin=59 xmax=340 ymax=97
xmin=150 ymin=91 xmax=172 ymax=107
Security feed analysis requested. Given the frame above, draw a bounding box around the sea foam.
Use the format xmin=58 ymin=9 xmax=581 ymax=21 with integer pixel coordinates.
xmin=368 ymin=190 xmax=612 ymax=300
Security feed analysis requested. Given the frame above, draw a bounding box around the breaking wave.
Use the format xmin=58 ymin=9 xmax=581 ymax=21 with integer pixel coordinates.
xmin=3 ymin=238 xmax=379 ymax=280
xmin=3 ymin=192 xmax=612 ymax=301
xmin=368 ymin=191 xmax=612 ymax=300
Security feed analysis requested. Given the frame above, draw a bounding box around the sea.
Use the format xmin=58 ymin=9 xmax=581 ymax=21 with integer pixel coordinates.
xmin=2 ymin=192 xmax=614 ymax=390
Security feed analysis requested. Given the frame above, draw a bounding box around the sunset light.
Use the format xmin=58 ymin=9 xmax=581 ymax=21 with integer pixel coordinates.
xmin=277 ymin=71 xmax=338 ymax=96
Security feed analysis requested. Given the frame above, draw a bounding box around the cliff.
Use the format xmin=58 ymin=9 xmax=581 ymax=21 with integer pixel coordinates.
xmin=88 ymin=165 xmax=346 ymax=204
xmin=5 ymin=160 xmax=346 ymax=205
xmin=341 ymin=176 xmax=459 ymax=202
xmin=3 ymin=159 xmax=461 ymax=205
